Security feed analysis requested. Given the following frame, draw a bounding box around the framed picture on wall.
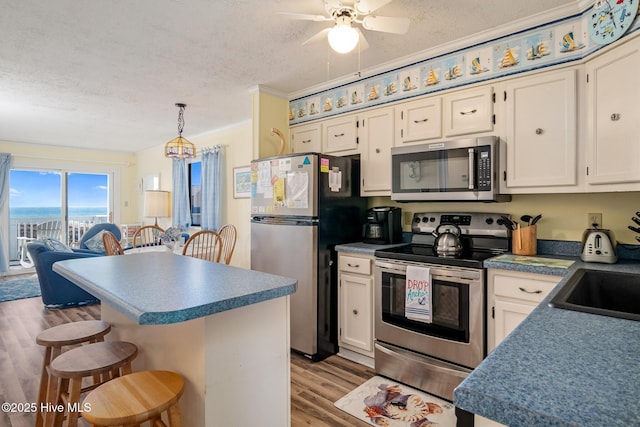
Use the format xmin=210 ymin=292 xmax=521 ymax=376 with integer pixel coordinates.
xmin=233 ymin=166 xmax=251 ymax=199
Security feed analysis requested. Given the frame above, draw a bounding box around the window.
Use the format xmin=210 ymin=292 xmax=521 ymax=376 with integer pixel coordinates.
xmin=189 ymin=161 xmax=201 ymax=226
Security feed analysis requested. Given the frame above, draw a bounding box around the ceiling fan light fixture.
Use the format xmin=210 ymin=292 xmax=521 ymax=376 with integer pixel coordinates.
xmin=328 ymin=21 xmax=359 ymax=53
xmin=164 ymin=103 xmax=196 ymax=159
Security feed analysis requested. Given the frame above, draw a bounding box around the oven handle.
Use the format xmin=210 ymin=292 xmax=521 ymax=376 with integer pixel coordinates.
xmin=375 ymin=259 xmax=483 ymax=283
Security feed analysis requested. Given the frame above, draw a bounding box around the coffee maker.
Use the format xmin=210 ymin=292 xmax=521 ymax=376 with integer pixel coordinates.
xmin=363 ymin=206 xmax=402 ymax=244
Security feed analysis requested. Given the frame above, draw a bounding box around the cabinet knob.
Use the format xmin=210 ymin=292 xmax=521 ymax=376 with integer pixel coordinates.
xmin=535 ymin=128 xmax=543 ymax=135
xmin=459 ymin=109 xmax=477 ymax=115
xmin=334 ymin=133 xmax=345 ymax=138
xmin=352 ymin=309 xmax=358 ymax=315
xmin=347 ymin=263 xmax=360 ymax=268
xmin=375 ymin=148 xmax=381 ymax=153
xmin=302 ymin=139 xmax=311 ymax=143
xmin=610 ymin=113 xmax=621 ymax=121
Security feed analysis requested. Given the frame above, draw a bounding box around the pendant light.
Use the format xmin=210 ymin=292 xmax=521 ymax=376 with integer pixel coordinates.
xmin=164 ymin=103 xmax=196 ymax=159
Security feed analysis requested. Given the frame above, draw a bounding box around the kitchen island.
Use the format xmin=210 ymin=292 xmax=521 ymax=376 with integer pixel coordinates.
xmin=53 ymin=252 xmax=297 ymax=427
xmin=454 ymin=259 xmax=640 ymax=426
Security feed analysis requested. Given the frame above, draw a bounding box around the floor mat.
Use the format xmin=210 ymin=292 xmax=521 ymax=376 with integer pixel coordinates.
xmin=0 ymin=274 xmax=41 ymax=302
xmin=335 ymin=376 xmax=457 ymax=426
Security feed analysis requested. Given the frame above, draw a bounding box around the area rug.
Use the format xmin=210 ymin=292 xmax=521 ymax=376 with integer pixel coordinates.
xmin=335 ymin=376 xmax=456 ymax=426
xmin=0 ymin=274 xmax=41 ymax=302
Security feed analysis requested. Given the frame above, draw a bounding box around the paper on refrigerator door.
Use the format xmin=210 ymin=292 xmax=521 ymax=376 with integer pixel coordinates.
xmin=405 ymin=265 xmax=432 ymax=323
xmin=285 ymin=171 xmax=309 ymax=208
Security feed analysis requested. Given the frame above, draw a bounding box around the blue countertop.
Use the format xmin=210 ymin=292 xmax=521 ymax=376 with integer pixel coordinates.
xmin=454 ymin=258 xmax=640 ymax=426
xmin=53 ymin=253 xmax=297 ymax=325
xmin=335 ymin=241 xmax=408 ymax=255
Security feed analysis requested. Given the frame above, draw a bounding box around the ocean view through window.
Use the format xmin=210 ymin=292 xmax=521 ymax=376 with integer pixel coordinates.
xmin=9 ymin=169 xmax=110 ymax=262
xmin=189 ymin=161 xmax=201 ymax=226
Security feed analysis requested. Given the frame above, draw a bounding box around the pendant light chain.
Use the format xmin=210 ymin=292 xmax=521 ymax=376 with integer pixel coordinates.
xmin=176 ymin=103 xmax=186 ymax=136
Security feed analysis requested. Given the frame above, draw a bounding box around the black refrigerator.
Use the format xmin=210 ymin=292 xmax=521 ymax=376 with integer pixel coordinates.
xmin=250 ymin=152 xmax=366 ymax=361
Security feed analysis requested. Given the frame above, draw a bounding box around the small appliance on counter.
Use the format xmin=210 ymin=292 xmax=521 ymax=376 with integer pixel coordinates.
xmin=580 ymin=227 xmax=617 ymax=264
xmin=363 ymin=206 xmax=402 ymax=244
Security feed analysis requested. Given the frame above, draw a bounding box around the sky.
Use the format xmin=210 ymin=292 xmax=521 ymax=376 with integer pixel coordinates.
xmin=9 ymin=170 xmax=108 ymax=208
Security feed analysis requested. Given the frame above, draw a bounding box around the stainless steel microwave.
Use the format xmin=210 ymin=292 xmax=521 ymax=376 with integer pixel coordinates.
xmin=391 ymin=136 xmax=510 ymax=202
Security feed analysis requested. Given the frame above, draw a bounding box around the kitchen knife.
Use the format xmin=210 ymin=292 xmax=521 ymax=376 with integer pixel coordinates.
xmin=628 ymin=225 xmax=640 ymax=234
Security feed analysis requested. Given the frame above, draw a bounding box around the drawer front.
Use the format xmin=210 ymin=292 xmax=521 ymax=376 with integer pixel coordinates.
xmin=493 ymin=273 xmax=559 ymax=303
xmin=340 ymin=255 xmax=372 ymax=275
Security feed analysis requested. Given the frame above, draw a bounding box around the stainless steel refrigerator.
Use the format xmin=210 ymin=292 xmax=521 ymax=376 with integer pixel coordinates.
xmin=250 ymin=153 xmax=366 ymax=361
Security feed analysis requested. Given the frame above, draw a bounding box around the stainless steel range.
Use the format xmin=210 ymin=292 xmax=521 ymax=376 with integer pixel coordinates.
xmin=374 ymin=212 xmax=509 ymax=401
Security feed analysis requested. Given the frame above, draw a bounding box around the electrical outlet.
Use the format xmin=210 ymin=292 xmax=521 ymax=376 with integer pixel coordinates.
xmin=403 ymin=211 xmax=413 ymax=226
xmin=588 ymin=213 xmax=602 ymax=228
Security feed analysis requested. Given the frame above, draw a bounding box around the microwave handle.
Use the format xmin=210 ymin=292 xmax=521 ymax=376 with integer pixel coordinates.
xmin=468 ymin=148 xmax=475 ymax=189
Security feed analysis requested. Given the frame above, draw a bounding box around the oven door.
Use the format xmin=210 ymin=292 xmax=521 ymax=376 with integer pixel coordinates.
xmin=375 ymin=258 xmax=485 ymax=369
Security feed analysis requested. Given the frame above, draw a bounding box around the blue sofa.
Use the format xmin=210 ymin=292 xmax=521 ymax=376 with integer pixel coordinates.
xmin=27 ymin=239 xmax=101 ymax=309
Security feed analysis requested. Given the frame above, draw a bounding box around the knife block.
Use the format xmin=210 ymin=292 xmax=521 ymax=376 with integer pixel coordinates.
xmin=512 ymin=225 xmax=537 ymax=256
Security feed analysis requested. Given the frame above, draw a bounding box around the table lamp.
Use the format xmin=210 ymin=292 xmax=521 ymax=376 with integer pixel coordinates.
xmin=144 ymin=190 xmax=170 ymax=226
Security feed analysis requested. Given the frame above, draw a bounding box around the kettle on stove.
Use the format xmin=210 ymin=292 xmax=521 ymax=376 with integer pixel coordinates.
xmin=580 ymin=227 xmax=617 ymax=264
xmin=432 ymin=223 xmax=463 ymax=256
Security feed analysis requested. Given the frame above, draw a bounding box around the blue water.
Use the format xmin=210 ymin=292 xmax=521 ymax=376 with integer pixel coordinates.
xmin=10 ymin=207 xmax=108 ymax=218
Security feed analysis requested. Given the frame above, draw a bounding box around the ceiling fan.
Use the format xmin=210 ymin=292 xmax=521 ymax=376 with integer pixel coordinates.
xmin=279 ymin=0 xmax=410 ymax=54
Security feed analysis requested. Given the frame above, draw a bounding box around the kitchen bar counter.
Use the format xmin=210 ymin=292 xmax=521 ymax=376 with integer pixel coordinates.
xmin=54 ymin=252 xmax=297 ymax=427
xmin=454 ymin=260 xmax=640 ymax=426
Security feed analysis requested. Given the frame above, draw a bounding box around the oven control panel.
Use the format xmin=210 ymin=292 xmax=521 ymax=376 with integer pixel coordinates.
xmin=411 ymin=212 xmax=509 ymax=237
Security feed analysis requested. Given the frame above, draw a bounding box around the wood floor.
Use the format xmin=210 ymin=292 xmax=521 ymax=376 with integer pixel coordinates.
xmin=0 ymin=296 xmax=374 ymax=427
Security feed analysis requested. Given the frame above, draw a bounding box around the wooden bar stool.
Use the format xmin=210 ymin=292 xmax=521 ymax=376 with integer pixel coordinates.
xmin=82 ymin=370 xmax=185 ymax=426
xmin=46 ymin=341 xmax=138 ymax=427
xmin=35 ymin=320 xmax=111 ymax=427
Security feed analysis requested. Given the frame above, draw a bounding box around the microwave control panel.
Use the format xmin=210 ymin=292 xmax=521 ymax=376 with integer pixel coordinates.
xmin=477 ymin=146 xmax=491 ymax=190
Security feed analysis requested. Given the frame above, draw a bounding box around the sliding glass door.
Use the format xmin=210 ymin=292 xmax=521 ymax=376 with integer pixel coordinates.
xmin=9 ymin=169 xmax=111 ymax=262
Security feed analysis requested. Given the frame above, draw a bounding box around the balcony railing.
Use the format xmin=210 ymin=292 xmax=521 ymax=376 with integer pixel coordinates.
xmin=9 ymin=216 xmax=109 ymax=262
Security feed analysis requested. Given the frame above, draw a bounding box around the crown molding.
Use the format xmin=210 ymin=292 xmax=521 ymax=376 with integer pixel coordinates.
xmin=288 ymin=1 xmax=586 ymax=100
xmin=248 ymin=85 xmax=288 ymax=98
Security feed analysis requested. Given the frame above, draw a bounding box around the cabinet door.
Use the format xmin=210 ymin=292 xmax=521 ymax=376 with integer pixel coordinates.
xmin=505 ymin=69 xmax=577 ymax=188
xmin=361 ymin=107 xmax=394 ymax=195
xmin=290 ymin=123 xmax=321 ymax=153
xmin=494 ymin=300 xmax=534 ymax=346
xmin=396 ymin=96 xmax=442 ymax=145
xmin=443 ymin=86 xmax=494 ymax=136
xmin=322 ymin=115 xmax=358 ymax=154
xmin=339 ymin=273 xmax=373 ymax=353
xmin=586 ymin=39 xmax=640 ymax=185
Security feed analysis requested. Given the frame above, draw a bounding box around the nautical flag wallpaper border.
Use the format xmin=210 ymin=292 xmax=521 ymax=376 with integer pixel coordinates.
xmin=289 ymin=8 xmax=640 ymax=125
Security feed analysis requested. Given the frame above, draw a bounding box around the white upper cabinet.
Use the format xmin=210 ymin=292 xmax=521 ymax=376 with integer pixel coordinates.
xmin=322 ymin=114 xmax=359 ymax=155
xmin=586 ymin=37 xmax=640 ymax=186
xmin=395 ymin=96 xmax=442 ymax=145
xmin=504 ymin=68 xmax=578 ymax=189
xmin=360 ymin=106 xmax=395 ymax=195
xmin=290 ymin=123 xmax=321 ymax=153
xmin=443 ymin=86 xmax=494 ymax=137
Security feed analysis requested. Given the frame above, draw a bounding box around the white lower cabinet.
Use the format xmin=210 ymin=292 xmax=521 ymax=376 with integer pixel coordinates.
xmin=487 ymin=268 xmax=560 ymax=352
xmin=338 ymin=253 xmax=374 ymax=358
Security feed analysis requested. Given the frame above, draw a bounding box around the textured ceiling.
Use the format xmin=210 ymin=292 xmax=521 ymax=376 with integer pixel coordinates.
xmin=0 ymin=0 xmax=580 ymax=153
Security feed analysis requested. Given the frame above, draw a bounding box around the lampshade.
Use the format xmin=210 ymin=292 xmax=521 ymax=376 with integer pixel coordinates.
xmin=164 ymin=103 xmax=196 ymax=159
xmin=144 ymin=191 xmax=170 ymax=226
xmin=328 ymin=22 xmax=359 ymax=54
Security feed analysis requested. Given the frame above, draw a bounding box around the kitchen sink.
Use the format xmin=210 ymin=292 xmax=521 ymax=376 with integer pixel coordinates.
xmin=549 ymin=269 xmax=640 ymax=321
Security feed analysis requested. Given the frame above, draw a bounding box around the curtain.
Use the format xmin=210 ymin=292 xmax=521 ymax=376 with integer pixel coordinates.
xmin=200 ymin=146 xmax=223 ymax=230
xmin=172 ymin=158 xmax=191 ymax=228
xmin=0 ymin=153 xmax=12 ymax=273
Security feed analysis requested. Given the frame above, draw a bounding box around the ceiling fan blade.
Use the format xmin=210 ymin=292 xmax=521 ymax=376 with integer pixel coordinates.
xmin=355 ymin=0 xmax=392 ymax=15
xmin=302 ymin=28 xmax=331 ymax=45
xmin=324 ymin=0 xmax=344 ymax=12
xmin=361 ymin=15 xmax=410 ymax=34
xmin=277 ymin=11 xmax=332 ymax=22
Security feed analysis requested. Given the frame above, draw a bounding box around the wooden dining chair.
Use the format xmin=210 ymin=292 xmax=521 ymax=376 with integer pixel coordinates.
xmin=102 ymin=231 xmax=124 ymax=256
xmin=218 ymin=224 xmax=237 ymax=265
xmin=182 ymin=230 xmax=222 ymax=263
xmin=133 ymin=225 xmax=164 ymax=248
